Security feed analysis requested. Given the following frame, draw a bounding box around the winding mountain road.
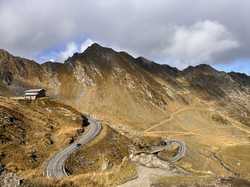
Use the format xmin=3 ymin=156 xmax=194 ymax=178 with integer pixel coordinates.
xmin=135 ymin=139 xmax=187 ymax=162
xmin=162 ymin=139 xmax=187 ymax=162
xmin=45 ymin=116 xmax=102 ymax=178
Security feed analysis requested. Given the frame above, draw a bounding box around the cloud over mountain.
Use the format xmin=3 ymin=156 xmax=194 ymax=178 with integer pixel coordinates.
xmin=0 ymin=0 xmax=249 ymax=68
xmin=164 ymin=21 xmax=239 ymax=68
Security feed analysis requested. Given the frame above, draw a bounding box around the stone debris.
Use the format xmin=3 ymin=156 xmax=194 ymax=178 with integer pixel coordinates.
xmin=0 ymin=172 xmax=22 ymax=187
xmin=130 ymin=153 xmax=171 ymax=169
xmin=101 ymin=159 xmax=112 ymax=171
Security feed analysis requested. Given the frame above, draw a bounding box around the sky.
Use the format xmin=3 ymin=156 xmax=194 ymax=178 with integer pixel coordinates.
xmin=0 ymin=0 xmax=249 ymax=74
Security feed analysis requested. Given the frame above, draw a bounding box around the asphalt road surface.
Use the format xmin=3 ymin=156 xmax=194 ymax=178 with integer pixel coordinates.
xmin=45 ymin=116 xmax=102 ymax=178
xmin=135 ymin=139 xmax=187 ymax=162
xmin=163 ymin=139 xmax=187 ymax=162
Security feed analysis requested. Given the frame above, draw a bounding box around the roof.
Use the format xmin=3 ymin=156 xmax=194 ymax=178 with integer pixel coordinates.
xmin=24 ymin=89 xmax=45 ymax=93
xmin=25 ymin=92 xmax=39 ymax=96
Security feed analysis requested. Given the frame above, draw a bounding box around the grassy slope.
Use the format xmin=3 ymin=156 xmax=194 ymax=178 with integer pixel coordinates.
xmin=143 ymin=101 xmax=250 ymax=180
xmin=22 ymin=124 xmax=137 ymax=187
xmin=152 ymin=175 xmax=250 ymax=187
xmin=65 ymin=124 xmax=132 ymax=174
xmin=0 ymin=97 xmax=85 ymax=178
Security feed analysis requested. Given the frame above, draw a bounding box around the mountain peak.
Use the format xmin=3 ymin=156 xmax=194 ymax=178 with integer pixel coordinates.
xmin=84 ymin=43 xmax=114 ymax=54
xmin=195 ymin=64 xmax=215 ymax=70
xmin=89 ymin=42 xmax=102 ymax=48
xmin=0 ymin=49 xmax=11 ymax=58
xmin=229 ymin=72 xmax=250 ymax=86
xmin=183 ymin=64 xmax=218 ymax=75
xmin=136 ymin=57 xmax=154 ymax=65
xmin=65 ymin=43 xmax=119 ymax=65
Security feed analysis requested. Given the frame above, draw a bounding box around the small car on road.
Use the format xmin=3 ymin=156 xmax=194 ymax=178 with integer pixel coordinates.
xmin=76 ymin=143 xmax=81 ymax=147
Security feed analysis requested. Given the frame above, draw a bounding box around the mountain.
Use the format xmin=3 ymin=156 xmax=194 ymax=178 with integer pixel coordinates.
xmin=0 ymin=44 xmax=249 ymax=127
xmin=1 ymin=44 xmax=250 ymax=185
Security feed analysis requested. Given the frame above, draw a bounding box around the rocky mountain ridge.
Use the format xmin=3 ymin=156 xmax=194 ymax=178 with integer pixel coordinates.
xmin=0 ymin=44 xmax=249 ymax=127
xmin=1 ymin=44 xmax=250 ymax=185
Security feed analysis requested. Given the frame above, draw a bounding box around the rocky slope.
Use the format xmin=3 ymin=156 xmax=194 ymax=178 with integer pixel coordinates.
xmin=0 ymin=97 xmax=88 ymax=177
xmin=1 ymin=44 xmax=249 ymax=128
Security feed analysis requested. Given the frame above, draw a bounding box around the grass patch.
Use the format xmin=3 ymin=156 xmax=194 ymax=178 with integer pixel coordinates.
xmin=152 ymin=176 xmax=250 ymax=187
xmin=22 ymin=159 xmax=137 ymax=187
xmin=0 ymin=97 xmax=85 ymax=177
xmin=152 ymin=175 xmax=216 ymax=187
xmin=67 ymin=159 xmax=137 ymax=187
xmin=65 ymin=124 xmax=132 ymax=175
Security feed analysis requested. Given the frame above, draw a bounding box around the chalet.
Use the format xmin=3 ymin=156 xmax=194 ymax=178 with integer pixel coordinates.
xmin=24 ymin=89 xmax=46 ymax=100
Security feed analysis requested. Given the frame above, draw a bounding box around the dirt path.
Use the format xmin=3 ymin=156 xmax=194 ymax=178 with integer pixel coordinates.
xmin=144 ymin=107 xmax=213 ymax=133
xmin=218 ymin=112 xmax=250 ymax=134
xmin=144 ymin=106 xmax=250 ymax=136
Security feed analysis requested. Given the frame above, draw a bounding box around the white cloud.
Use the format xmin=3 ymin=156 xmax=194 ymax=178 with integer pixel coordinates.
xmin=80 ymin=39 xmax=94 ymax=53
xmin=53 ymin=38 xmax=96 ymax=62
xmin=164 ymin=21 xmax=240 ymax=68
xmin=59 ymin=42 xmax=78 ymax=61
xmin=0 ymin=0 xmax=249 ymax=68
